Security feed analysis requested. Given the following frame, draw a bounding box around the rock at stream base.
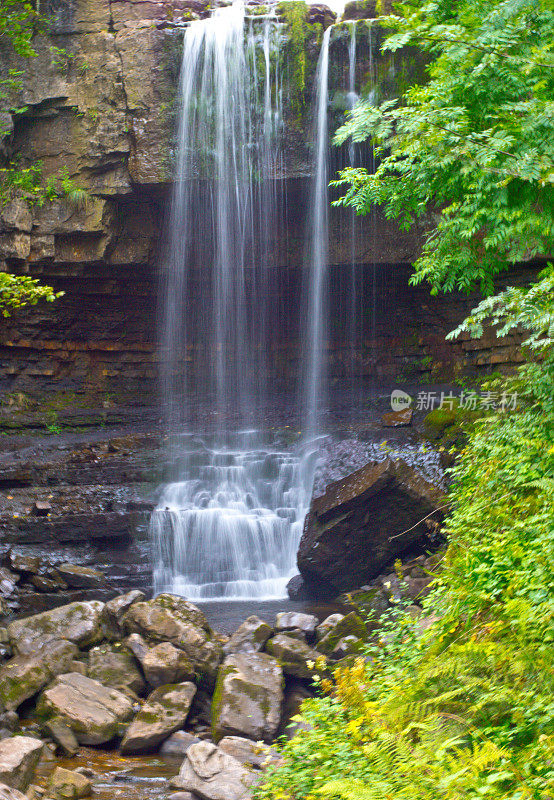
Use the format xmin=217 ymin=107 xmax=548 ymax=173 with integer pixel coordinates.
xmin=120 ymin=682 xmax=197 ymax=755
xmin=171 ymin=741 xmax=258 ymax=800
xmin=122 ymin=594 xmax=222 ymax=686
xmin=0 ymin=640 xmax=77 ymax=711
xmin=36 ymin=673 xmax=134 ymax=745
xmin=159 ymin=731 xmax=200 ymax=758
xmin=101 ymin=591 xmax=146 ymax=641
xmin=0 ymin=737 xmax=43 ymax=792
xmin=298 ymin=458 xmax=445 ymax=596
xmin=0 ymin=781 xmax=27 ymax=800
xmin=285 ymin=575 xmax=311 ymax=601
xmin=48 ymin=767 xmax=92 ymax=799
xmin=218 ymin=736 xmax=279 ymax=769
xmin=212 ymin=653 xmax=283 ymax=743
xmin=223 ymin=617 xmax=272 ymax=656
xmin=7 ymin=601 xmax=104 ymax=656
xmin=265 ymin=634 xmax=323 ymax=680
xmin=87 ymin=643 xmax=145 ymax=695
xmin=44 ymin=717 xmax=79 ymax=757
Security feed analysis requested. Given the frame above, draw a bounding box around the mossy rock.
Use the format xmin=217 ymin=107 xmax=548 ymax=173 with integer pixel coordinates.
xmin=423 ymin=401 xmax=482 ymax=449
xmin=315 ymin=612 xmax=368 ymax=656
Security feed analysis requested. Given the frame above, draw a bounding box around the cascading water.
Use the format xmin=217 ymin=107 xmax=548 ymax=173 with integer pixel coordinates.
xmin=151 ymin=2 xmax=316 ymax=601
xmin=159 ymin=4 xmax=283 ymax=426
xmin=151 ymin=434 xmax=316 ymax=599
xmin=303 ymin=26 xmax=332 ymax=439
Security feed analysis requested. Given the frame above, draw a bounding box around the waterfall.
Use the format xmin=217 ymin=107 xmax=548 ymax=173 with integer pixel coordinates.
xmin=151 ymin=434 xmax=316 ymax=600
xmin=159 ymin=3 xmax=283 ymax=430
xmin=152 ymin=2 xmax=316 ymax=601
xmin=303 ymin=26 xmax=332 ymax=440
xmin=347 ymin=22 xmax=360 ymax=406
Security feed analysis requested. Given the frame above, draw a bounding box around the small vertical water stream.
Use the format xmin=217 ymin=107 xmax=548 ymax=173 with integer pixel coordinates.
xmin=303 ymin=26 xmax=332 ymax=440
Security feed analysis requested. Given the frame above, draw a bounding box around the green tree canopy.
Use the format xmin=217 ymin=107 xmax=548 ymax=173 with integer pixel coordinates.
xmin=333 ymin=0 xmax=554 ymax=298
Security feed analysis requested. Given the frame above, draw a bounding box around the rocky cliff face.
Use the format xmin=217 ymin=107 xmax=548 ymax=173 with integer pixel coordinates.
xmin=0 ymin=1 xmax=525 ymax=406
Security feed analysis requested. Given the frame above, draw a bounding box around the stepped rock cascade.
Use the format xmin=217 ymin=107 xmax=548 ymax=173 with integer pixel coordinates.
xmin=151 ymin=3 xmax=320 ymax=601
xmin=151 ymin=435 xmax=316 ymax=599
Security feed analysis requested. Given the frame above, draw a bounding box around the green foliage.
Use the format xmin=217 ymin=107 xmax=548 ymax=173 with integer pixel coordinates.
xmin=49 ymin=45 xmax=75 ymax=73
xmin=332 ymin=0 xmax=554 ymax=297
xmin=0 ymin=272 xmax=63 ymax=317
xmin=448 ymin=264 xmax=554 ymax=352
xmin=255 ymin=355 xmax=554 ymax=799
xmin=278 ymin=1 xmax=309 ymax=117
xmin=0 ymin=3 xmax=81 ymax=316
xmin=0 ymin=1 xmax=38 ymax=58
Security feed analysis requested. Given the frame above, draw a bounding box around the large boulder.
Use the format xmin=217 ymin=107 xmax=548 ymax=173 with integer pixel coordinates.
xmin=36 ymin=673 xmax=135 ymax=745
xmin=171 ymin=741 xmax=258 ymax=800
xmin=223 ymin=616 xmax=272 ymax=656
xmin=212 ymin=653 xmax=283 ymax=743
xmin=7 ymin=602 xmax=104 ymax=656
xmin=0 ymin=640 xmax=77 ymax=711
xmin=122 ymin=595 xmax=222 ymax=685
xmin=265 ymin=635 xmax=323 ymax=679
xmin=0 ymin=737 xmax=43 ymax=792
xmin=141 ymin=642 xmax=195 ymax=689
xmin=87 ymin=643 xmax=145 ymax=695
xmin=298 ymin=458 xmax=444 ymax=596
xmin=120 ymin=682 xmax=197 ymax=755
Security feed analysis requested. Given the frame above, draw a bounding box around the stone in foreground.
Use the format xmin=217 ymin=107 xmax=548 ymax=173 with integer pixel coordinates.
xmin=44 ymin=717 xmax=79 ymax=757
xmin=48 ymin=767 xmax=92 ymax=799
xmin=37 ymin=673 xmax=134 ymax=745
xmin=0 ymin=737 xmax=43 ymax=792
xmin=122 ymin=594 xmax=222 ymax=685
xmin=298 ymin=458 xmax=444 ymax=595
xmin=265 ymin=634 xmax=322 ymax=679
xmin=120 ymin=682 xmax=197 ymax=755
xmin=223 ymin=616 xmax=272 ymax=655
xmin=7 ymin=602 xmax=104 ymax=656
xmin=0 ymin=640 xmax=77 ymax=711
xmin=87 ymin=643 xmax=145 ymax=695
xmin=218 ymin=736 xmax=279 ymax=769
xmin=0 ymin=781 xmax=27 ymax=799
xmin=212 ymin=653 xmax=283 ymax=743
xmin=171 ymin=741 xmax=258 ymax=800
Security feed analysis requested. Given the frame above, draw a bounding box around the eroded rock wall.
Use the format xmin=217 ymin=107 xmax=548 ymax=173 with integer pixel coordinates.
xmin=0 ymin=1 xmax=526 ymax=405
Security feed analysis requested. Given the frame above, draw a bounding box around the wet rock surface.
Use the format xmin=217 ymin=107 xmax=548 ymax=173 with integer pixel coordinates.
xmin=212 ymin=653 xmax=284 ymax=744
xmin=171 ymin=741 xmax=259 ymax=800
xmin=299 ymin=457 xmax=445 ymax=596
xmin=120 ymin=682 xmax=197 ymax=755
xmin=37 ymin=672 xmax=135 ymax=745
